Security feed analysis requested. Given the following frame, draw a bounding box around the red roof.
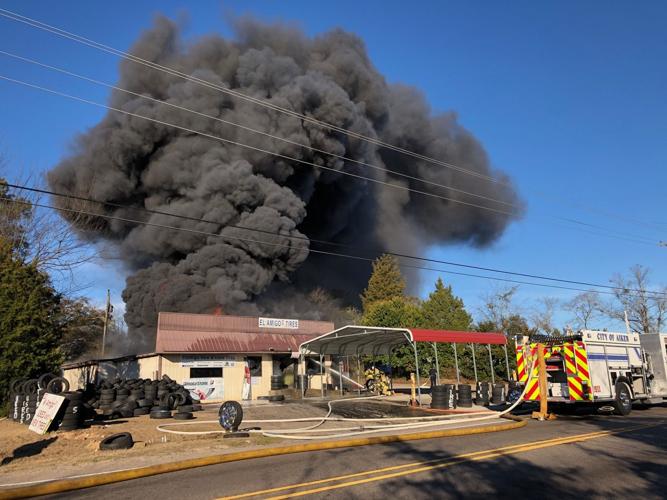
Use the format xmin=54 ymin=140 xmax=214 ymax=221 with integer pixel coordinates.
xmin=155 ymin=312 xmax=334 ymax=353
xmin=410 ymin=329 xmax=507 ymax=345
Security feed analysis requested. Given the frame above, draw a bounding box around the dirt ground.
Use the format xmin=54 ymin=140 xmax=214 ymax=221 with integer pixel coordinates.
xmin=0 ymin=402 xmax=319 ymax=484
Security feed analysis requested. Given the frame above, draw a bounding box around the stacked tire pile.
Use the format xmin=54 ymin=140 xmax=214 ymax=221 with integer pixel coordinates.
xmin=491 ymin=383 xmax=506 ymax=404
xmin=475 ymin=382 xmax=490 ymax=406
xmin=474 ymin=382 xmax=507 ymax=406
xmin=8 ymin=374 xmax=64 ymax=425
xmin=57 ymin=390 xmax=84 ymax=431
xmin=457 ymin=384 xmax=473 ymax=408
xmin=268 ymin=375 xmax=285 ymax=402
xmin=430 ymin=384 xmax=457 ymax=409
xmin=8 ymin=374 xmax=93 ymax=431
xmin=88 ymin=376 xmax=201 ymax=421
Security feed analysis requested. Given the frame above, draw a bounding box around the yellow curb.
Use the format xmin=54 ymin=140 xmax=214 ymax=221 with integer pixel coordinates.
xmin=0 ymin=417 xmax=525 ymax=499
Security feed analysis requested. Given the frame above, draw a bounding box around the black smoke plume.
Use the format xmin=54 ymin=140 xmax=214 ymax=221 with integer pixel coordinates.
xmin=48 ymin=16 xmax=522 ymax=351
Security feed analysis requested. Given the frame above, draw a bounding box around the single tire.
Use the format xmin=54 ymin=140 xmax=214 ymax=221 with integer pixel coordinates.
xmin=38 ymin=373 xmax=56 ymax=390
xmin=119 ymin=409 xmax=134 ymax=418
xmin=174 ymin=412 xmax=194 ymax=420
xmin=99 ymin=432 xmax=134 ymax=450
xmin=150 ymin=409 xmax=172 ymax=419
xmin=176 ymin=404 xmax=194 ymax=413
xmin=10 ymin=378 xmax=27 ymax=394
xmin=192 ymin=404 xmax=203 ymax=411
xmin=268 ymin=394 xmax=285 ymax=402
xmin=137 ymin=399 xmax=153 ymax=408
xmin=46 ymin=377 xmax=70 ymax=394
xmin=23 ymin=379 xmax=39 ymax=395
xmin=218 ymin=401 xmax=243 ymax=431
xmin=133 ymin=408 xmax=150 ymax=416
xmin=613 ymin=382 xmax=633 ymax=416
xmin=122 ymin=400 xmax=138 ymax=411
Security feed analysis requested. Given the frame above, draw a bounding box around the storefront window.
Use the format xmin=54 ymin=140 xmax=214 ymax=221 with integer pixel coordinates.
xmin=190 ymin=367 xmax=223 ymax=378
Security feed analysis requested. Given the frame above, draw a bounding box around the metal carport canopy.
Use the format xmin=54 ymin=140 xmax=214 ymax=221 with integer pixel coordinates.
xmin=299 ymin=325 xmax=506 ymax=357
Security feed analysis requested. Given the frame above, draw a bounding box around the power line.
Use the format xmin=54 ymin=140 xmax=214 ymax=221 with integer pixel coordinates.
xmin=0 ymin=73 xmax=659 ymax=247
xmin=4 ymin=183 xmax=667 ymax=298
xmin=0 ymin=7 xmax=510 ymax=186
xmin=1 ymin=7 xmax=664 ymax=235
xmin=0 ymin=194 xmax=651 ymax=298
xmin=0 ymin=49 xmax=517 ymax=211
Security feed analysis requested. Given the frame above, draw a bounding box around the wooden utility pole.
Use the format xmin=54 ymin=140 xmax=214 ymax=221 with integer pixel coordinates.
xmin=101 ymin=289 xmax=111 ymax=357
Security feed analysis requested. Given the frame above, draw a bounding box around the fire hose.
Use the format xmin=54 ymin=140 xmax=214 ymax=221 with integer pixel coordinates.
xmin=157 ymin=360 xmax=536 ymax=440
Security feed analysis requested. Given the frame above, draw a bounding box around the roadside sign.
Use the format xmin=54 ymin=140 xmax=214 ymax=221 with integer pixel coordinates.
xmin=29 ymin=393 xmax=65 ymax=434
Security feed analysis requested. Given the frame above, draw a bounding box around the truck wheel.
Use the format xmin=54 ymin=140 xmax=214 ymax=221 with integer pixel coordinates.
xmin=613 ymin=382 xmax=632 ymax=416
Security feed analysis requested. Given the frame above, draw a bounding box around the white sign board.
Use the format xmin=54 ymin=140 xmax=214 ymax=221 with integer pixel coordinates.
xmin=583 ymin=331 xmax=640 ymax=345
xmin=183 ymin=378 xmax=224 ymax=400
xmin=181 ymin=355 xmax=236 ymax=367
xmin=258 ymin=317 xmax=299 ymax=329
xmin=29 ymin=394 xmax=65 ymax=435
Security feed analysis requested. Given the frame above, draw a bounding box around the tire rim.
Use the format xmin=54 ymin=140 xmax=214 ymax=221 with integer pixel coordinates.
xmin=219 ymin=402 xmax=238 ymax=430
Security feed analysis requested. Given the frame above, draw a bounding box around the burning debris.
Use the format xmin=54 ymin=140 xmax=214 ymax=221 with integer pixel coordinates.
xmin=47 ymin=16 xmax=521 ymax=350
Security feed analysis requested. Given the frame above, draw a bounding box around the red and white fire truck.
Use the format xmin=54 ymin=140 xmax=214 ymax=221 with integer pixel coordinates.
xmin=516 ymin=331 xmax=667 ymax=415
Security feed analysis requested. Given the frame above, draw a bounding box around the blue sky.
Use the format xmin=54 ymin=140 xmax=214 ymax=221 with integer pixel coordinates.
xmin=0 ymin=1 xmax=665 ymax=327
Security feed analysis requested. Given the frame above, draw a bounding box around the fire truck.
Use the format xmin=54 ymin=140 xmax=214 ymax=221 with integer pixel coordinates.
xmin=516 ymin=331 xmax=667 ymax=415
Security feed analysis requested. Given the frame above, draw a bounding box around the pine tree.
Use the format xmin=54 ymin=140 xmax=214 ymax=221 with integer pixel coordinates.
xmin=0 ymin=185 xmax=64 ymax=412
xmin=360 ymin=255 xmax=406 ymax=311
xmin=361 ymin=297 xmax=423 ymax=328
xmin=421 ymin=277 xmax=472 ymax=330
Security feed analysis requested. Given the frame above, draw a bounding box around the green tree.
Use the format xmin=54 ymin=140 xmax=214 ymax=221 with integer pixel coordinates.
xmin=0 ymin=180 xmax=65 ymax=413
xmin=58 ymin=298 xmax=105 ymax=362
xmin=361 ymin=296 xmax=423 ymax=328
xmin=421 ymin=278 xmax=472 ymax=330
xmin=419 ymin=278 xmax=473 ymax=380
xmin=0 ymin=242 xmax=63 ymax=412
xmin=361 ymin=255 xmax=406 ymax=311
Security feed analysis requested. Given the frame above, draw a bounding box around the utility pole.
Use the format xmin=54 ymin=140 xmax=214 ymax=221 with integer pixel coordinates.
xmin=101 ymin=289 xmax=111 ymax=357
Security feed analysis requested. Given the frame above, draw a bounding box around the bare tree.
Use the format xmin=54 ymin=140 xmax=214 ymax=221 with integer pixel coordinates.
xmin=1 ymin=165 xmax=98 ymax=291
xmin=566 ymin=291 xmax=602 ymax=330
xmin=603 ymin=265 xmax=667 ymax=334
xmin=478 ymin=285 xmax=521 ymax=331
xmin=530 ymin=297 xmax=560 ymax=335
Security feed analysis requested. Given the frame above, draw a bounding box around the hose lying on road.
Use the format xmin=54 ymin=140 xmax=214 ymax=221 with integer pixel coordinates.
xmin=157 ymin=361 xmax=535 ymax=441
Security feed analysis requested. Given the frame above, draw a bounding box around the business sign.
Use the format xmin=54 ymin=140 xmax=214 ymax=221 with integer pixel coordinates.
xmin=258 ymin=317 xmax=299 ymax=329
xmin=183 ymin=378 xmax=224 ymax=400
xmin=29 ymin=393 xmax=65 ymax=435
xmin=181 ymin=354 xmax=236 ymax=367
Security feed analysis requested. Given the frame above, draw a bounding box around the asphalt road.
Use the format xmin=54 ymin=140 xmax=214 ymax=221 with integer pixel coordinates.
xmin=49 ymin=405 xmax=667 ymax=500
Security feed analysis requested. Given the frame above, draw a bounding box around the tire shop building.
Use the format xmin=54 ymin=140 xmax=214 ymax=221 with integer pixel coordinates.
xmin=62 ymin=312 xmax=334 ymax=402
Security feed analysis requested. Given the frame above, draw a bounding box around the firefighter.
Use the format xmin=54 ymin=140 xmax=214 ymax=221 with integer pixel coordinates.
xmin=429 ymin=366 xmax=437 ymax=388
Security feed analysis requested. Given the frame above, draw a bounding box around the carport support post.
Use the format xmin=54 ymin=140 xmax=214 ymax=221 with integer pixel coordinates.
xmin=488 ymin=344 xmax=495 ymax=384
xmin=453 ymin=343 xmax=460 ymax=385
xmin=503 ymin=344 xmax=511 ymax=381
xmin=432 ymin=343 xmax=440 ymax=385
xmin=412 ymin=341 xmax=422 ymax=404
xmin=356 ymin=352 xmax=362 ymax=396
xmin=470 ymin=343 xmax=478 ymax=384
xmin=320 ymin=353 xmax=324 ymax=399
xmin=339 ymin=357 xmax=344 ymax=396
xmin=299 ymin=352 xmax=305 ymax=398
